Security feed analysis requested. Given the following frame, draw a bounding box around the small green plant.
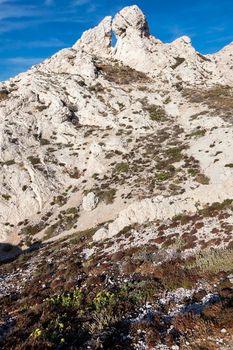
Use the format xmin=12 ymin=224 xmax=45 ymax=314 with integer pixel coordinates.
xmin=164 ymin=96 xmax=171 ymax=104
xmin=30 ymin=328 xmax=42 ymax=339
xmin=155 ymin=171 xmax=174 ymax=182
xmin=172 ymin=212 xmax=190 ymax=224
xmin=114 ymin=162 xmax=129 ymax=173
xmin=188 ymin=168 xmax=199 ymax=177
xmin=93 ymin=290 xmax=116 ymax=311
xmin=195 ymin=200 xmax=201 ymax=211
xmin=2 ymin=194 xmax=11 ymax=201
xmin=200 ymin=199 xmax=233 ymax=217
xmin=47 ymin=288 xmax=83 ymax=309
xmin=21 ymin=222 xmax=46 ymax=237
xmin=165 ymin=147 xmax=183 ymax=162
xmin=189 ymin=129 xmax=206 ymax=138
xmin=99 ymin=188 xmax=116 ymax=204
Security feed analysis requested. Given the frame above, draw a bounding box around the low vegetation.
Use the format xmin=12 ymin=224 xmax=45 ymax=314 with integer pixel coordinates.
xmin=146 ymin=104 xmax=168 ymax=122
xmin=0 ymin=89 xmax=9 ymax=101
xmin=95 ymin=60 xmax=149 ymax=85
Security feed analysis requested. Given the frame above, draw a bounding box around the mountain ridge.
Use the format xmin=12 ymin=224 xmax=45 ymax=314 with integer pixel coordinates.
xmin=0 ymin=4 xmax=232 ymax=248
xmin=1 ymin=5 xmax=233 ymax=350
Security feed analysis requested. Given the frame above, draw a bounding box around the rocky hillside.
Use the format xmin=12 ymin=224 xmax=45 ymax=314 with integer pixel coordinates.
xmin=1 ymin=5 xmax=233 ymax=350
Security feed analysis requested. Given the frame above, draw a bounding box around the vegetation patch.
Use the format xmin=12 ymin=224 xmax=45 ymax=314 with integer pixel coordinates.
xmin=95 ymin=60 xmax=149 ymax=85
xmin=225 ymin=163 xmax=233 ymax=168
xmin=114 ymin=162 xmax=129 ymax=173
xmin=187 ymin=248 xmax=233 ymax=273
xmin=189 ymin=128 xmax=206 ymax=138
xmin=146 ymin=105 xmax=167 ymax=122
xmin=27 ymin=156 xmax=41 ymax=166
xmin=0 ymin=89 xmax=9 ymax=101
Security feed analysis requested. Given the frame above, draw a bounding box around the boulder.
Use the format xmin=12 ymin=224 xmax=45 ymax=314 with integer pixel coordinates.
xmin=82 ymin=192 xmax=99 ymax=212
xmin=93 ymin=227 xmax=109 ymax=242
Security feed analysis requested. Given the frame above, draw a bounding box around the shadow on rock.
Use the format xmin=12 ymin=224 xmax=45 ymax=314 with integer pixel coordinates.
xmin=0 ymin=243 xmax=22 ymax=263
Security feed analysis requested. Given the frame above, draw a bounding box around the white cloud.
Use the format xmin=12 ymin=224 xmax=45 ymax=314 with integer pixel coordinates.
xmin=5 ymin=57 xmax=45 ymax=66
xmin=0 ymin=38 xmax=65 ymax=50
xmin=0 ymin=4 xmax=43 ymax=21
xmin=26 ymin=38 xmax=64 ymax=48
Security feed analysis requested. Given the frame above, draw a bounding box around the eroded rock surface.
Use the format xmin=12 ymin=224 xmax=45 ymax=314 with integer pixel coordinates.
xmin=0 ymin=5 xmax=233 ymax=246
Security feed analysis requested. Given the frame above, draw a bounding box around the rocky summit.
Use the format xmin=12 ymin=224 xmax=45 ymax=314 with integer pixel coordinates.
xmin=1 ymin=5 xmax=233 ymax=350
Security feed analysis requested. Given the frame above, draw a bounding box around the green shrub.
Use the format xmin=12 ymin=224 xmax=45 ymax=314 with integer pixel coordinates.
xmin=189 ymin=129 xmax=206 ymax=138
xmin=99 ymin=188 xmax=116 ymax=204
xmin=47 ymin=288 xmax=83 ymax=309
xmin=165 ymin=147 xmax=183 ymax=162
xmin=2 ymin=194 xmax=11 ymax=201
xmin=114 ymin=162 xmax=129 ymax=173
xmin=146 ymin=105 xmax=167 ymax=122
xmin=27 ymin=156 xmax=41 ymax=165
xmin=155 ymin=171 xmax=174 ymax=182
xmin=93 ymin=290 xmax=116 ymax=311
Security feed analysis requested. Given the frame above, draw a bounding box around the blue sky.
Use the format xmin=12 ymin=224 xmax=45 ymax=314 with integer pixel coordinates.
xmin=0 ymin=0 xmax=232 ymax=81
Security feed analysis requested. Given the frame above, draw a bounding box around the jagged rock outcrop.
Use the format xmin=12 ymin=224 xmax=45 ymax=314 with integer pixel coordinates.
xmin=72 ymin=5 xmax=233 ymax=86
xmin=113 ymin=5 xmax=150 ymax=37
xmin=73 ymin=16 xmax=112 ymax=57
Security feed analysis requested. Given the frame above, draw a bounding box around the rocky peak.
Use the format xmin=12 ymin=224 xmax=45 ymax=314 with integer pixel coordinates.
xmin=73 ymin=16 xmax=112 ymax=57
xmin=71 ymin=5 xmax=233 ymax=86
xmin=112 ymin=5 xmax=150 ymax=38
xmin=74 ymin=5 xmax=150 ymax=56
xmin=172 ymin=35 xmax=192 ymax=47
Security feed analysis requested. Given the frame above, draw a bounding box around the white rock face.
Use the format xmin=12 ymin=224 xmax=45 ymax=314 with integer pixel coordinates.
xmin=73 ymin=5 xmax=233 ymax=86
xmin=74 ymin=16 xmax=112 ymax=57
xmin=0 ymin=5 xmax=233 ymax=245
xmin=112 ymin=5 xmax=150 ymax=37
xmin=82 ymin=192 xmax=99 ymax=212
xmin=38 ymin=48 xmax=97 ymax=79
xmin=112 ymin=6 xmax=164 ymax=75
xmin=93 ymin=227 xmax=109 ymax=242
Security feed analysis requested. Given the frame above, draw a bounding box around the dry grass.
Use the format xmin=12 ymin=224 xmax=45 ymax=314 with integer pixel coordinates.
xmin=183 ymin=85 xmax=233 ymax=121
xmin=187 ymin=248 xmax=233 ymax=273
xmin=95 ymin=60 xmax=149 ymax=85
